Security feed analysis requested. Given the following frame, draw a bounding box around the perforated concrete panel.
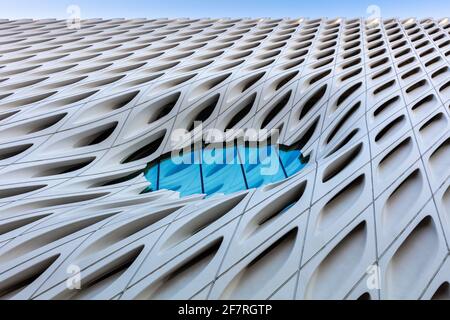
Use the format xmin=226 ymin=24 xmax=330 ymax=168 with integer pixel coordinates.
xmin=0 ymin=17 xmax=449 ymax=300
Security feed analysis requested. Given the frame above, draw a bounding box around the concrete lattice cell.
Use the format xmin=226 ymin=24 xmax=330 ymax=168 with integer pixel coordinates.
xmin=0 ymin=17 xmax=449 ymax=300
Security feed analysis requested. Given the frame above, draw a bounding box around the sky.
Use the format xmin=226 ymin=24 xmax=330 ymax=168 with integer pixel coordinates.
xmin=0 ymin=0 xmax=449 ymax=20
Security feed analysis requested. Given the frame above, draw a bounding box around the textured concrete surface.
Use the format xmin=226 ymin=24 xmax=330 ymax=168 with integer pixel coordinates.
xmin=0 ymin=17 xmax=449 ymax=300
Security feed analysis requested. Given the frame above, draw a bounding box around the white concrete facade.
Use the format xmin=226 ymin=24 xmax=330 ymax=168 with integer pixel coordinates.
xmin=0 ymin=17 xmax=449 ymax=299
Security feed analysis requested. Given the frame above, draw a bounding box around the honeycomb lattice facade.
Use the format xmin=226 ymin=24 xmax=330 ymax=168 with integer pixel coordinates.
xmin=0 ymin=17 xmax=449 ymax=300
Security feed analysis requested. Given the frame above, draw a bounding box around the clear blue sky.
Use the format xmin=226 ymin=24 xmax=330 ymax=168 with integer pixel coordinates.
xmin=0 ymin=0 xmax=448 ymax=19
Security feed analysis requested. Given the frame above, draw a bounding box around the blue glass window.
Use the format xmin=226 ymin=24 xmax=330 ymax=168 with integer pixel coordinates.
xmin=144 ymin=144 xmax=307 ymax=197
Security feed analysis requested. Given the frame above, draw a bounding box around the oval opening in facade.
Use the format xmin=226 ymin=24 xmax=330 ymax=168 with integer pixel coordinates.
xmin=144 ymin=144 xmax=308 ymax=197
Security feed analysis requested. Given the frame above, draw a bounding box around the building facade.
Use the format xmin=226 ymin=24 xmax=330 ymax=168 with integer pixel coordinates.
xmin=0 ymin=17 xmax=449 ymax=299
